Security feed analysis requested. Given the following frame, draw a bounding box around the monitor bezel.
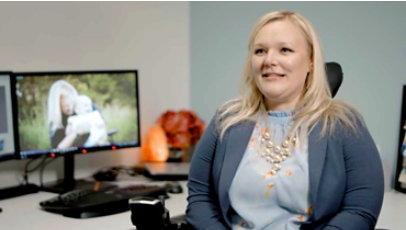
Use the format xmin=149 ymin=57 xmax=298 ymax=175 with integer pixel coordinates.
xmin=11 ymin=69 xmax=141 ymax=160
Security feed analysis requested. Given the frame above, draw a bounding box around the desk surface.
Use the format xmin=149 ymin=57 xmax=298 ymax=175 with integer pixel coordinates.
xmin=1 ymin=185 xmax=404 ymax=230
xmin=0 ymin=181 xmax=188 ymax=230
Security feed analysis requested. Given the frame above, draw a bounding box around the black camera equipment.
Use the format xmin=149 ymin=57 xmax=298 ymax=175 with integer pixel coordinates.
xmin=129 ymin=195 xmax=191 ymax=230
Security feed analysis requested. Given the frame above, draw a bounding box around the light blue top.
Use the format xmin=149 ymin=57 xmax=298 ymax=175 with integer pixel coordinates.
xmin=229 ymin=110 xmax=311 ymax=229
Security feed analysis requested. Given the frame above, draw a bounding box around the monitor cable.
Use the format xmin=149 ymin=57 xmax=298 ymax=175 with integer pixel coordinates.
xmin=39 ymin=157 xmax=57 ymax=188
xmin=0 ymin=158 xmax=45 ymax=201
xmin=22 ymin=156 xmax=47 ymax=185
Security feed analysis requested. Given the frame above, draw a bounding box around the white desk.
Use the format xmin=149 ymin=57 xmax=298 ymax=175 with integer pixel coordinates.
xmin=1 ymin=186 xmax=404 ymax=230
xmin=0 ymin=181 xmax=188 ymax=230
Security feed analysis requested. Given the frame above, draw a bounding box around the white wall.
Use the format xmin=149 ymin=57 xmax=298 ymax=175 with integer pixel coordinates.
xmin=190 ymin=2 xmax=406 ymax=190
xmin=0 ymin=2 xmax=190 ymax=186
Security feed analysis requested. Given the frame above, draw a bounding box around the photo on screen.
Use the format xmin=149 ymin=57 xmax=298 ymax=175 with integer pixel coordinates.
xmin=15 ymin=71 xmax=139 ymax=155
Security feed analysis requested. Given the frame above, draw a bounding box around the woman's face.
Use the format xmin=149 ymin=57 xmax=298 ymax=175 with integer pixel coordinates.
xmin=60 ymin=94 xmax=75 ymax=116
xmin=251 ymin=18 xmax=311 ymax=111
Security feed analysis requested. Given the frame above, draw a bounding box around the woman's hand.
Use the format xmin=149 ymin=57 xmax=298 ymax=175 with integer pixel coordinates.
xmin=58 ymin=128 xmax=77 ymax=149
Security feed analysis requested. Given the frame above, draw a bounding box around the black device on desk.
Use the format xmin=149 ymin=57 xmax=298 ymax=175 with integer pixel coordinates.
xmin=0 ymin=183 xmax=39 ymax=200
xmin=143 ymin=162 xmax=190 ymax=180
xmin=129 ymin=196 xmax=192 ymax=230
xmin=39 ymin=183 xmax=168 ymax=218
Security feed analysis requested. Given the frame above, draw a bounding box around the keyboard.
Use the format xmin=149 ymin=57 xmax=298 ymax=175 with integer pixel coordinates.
xmin=39 ymin=184 xmax=168 ymax=218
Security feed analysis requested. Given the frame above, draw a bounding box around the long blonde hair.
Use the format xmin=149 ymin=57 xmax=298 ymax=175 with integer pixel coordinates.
xmin=218 ymin=10 xmax=361 ymax=139
xmin=47 ymin=80 xmax=78 ymax=132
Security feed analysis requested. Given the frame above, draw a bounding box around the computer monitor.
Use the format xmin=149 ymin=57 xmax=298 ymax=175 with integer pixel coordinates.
xmin=0 ymin=72 xmax=16 ymax=162
xmin=12 ymin=70 xmax=140 ymax=192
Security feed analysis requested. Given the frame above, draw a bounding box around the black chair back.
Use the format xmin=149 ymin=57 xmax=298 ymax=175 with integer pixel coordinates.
xmin=326 ymin=62 xmax=343 ymax=98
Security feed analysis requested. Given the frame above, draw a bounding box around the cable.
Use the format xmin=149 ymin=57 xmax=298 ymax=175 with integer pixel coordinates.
xmin=24 ymin=156 xmax=47 ymax=173
xmin=39 ymin=157 xmax=57 ymax=187
xmin=22 ymin=156 xmax=47 ymax=184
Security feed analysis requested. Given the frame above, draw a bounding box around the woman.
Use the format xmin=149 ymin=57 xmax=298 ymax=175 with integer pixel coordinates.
xmin=47 ymin=80 xmax=89 ymax=148
xmin=186 ymin=11 xmax=384 ymax=230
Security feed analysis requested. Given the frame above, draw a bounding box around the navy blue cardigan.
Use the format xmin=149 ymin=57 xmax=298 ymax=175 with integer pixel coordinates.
xmin=187 ymin=113 xmax=384 ymax=230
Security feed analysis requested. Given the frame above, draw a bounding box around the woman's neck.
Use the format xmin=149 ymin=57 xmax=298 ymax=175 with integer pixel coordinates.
xmin=264 ymin=94 xmax=301 ymax=111
xmin=265 ymin=101 xmax=297 ymax=111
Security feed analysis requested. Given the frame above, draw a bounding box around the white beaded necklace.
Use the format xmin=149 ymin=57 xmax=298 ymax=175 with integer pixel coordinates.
xmin=259 ymin=112 xmax=297 ymax=175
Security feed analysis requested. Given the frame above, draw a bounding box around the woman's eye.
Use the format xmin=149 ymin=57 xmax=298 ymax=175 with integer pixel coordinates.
xmin=281 ymin=47 xmax=292 ymax=53
xmin=254 ymin=49 xmax=265 ymax=54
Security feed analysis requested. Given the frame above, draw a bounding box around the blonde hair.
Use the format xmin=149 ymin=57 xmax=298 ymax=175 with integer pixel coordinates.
xmin=218 ymin=10 xmax=361 ymax=139
xmin=47 ymin=80 xmax=78 ymax=132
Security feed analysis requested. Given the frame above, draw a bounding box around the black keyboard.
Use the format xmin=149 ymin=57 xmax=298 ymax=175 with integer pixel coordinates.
xmin=39 ymin=184 xmax=168 ymax=218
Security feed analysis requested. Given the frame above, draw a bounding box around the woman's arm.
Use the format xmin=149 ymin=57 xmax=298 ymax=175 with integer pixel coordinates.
xmin=50 ymin=125 xmax=76 ymax=149
xmin=323 ymin=118 xmax=384 ymax=229
xmin=187 ymin=114 xmax=229 ymax=230
xmin=57 ymin=125 xmax=77 ymax=149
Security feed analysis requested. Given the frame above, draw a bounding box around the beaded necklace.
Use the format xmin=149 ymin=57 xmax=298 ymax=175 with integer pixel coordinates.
xmin=259 ymin=111 xmax=297 ymax=175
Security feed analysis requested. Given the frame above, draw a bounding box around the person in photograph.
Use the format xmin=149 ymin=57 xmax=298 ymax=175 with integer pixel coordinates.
xmin=47 ymin=80 xmax=88 ymax=148
xmin=187 ymin=10 xmax=384 ymax=230
xmin=66 ymin=94 xmax=109 ymax=147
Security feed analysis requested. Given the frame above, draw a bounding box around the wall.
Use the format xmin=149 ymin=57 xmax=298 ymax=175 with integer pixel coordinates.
xmin=190 ymin=2 xmax=406 ymax=190
xmin=1 ymin=1 xmax=405 ymax=192
xmin=0 ymin=2 xmax=190 ymax=186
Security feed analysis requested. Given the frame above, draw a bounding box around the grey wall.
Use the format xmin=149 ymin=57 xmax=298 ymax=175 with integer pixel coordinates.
xmin=190 ymin=2 xmax=406 ymax=190
xmin=0 ymin=2 xmax=190 ymax=187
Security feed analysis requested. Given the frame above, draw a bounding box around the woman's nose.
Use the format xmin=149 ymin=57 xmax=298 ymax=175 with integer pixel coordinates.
xmin=264 ymin=51 xmax=277 ymax=67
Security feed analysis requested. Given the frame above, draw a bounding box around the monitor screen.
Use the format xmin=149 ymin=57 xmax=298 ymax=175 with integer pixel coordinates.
xmin=13 ymin=70 xmax=140 ymax=159
xmin=0 ymin=72 xmax=16 ymax=161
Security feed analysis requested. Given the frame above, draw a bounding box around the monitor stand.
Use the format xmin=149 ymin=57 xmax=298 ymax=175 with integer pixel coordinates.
xmin=40 ymin=154 xmax=115 ymax=194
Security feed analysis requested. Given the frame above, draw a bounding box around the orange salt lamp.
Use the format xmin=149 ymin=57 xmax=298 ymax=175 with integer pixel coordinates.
xmin=141 ymin=125 xmax=169 ymax=162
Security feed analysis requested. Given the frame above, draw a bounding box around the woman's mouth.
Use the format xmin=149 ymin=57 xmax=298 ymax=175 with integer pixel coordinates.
xmin=262 ymin=73 xmax=286 ymax=78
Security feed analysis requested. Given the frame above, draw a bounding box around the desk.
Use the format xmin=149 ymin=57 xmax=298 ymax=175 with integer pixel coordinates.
xmin=1 ymin=186 xmax=404 ymax=230
xmin=0 ymin=181 xmax=188 ymax=230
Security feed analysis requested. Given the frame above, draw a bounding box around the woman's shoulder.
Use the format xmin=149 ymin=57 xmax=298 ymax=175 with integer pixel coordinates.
xmin=326 ymin=100 xmax=367 ymax=137
xmin=214 ymin=98 xmax=241 ymax=120
xmin=211 ymin=98 xmax=257 ymax=138
xmin=217 ymin=98 xmax=241 ymax=112
xmin=327 ymin=99 xmax=358 ymax=114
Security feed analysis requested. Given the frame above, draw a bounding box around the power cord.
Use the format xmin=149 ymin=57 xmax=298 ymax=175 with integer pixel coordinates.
xmin=39 ymin=157 xmax=57 ymax=187
xmin=22 ymin=156 xmax=47 ymax=185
